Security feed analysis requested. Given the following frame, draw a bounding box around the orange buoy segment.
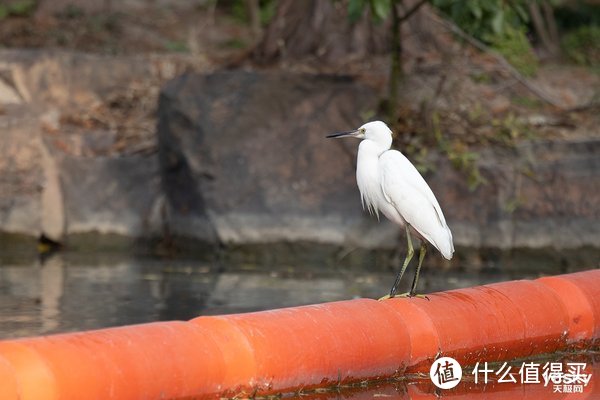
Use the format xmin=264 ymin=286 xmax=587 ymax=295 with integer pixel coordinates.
xmin=379 ymin=299 xmax=439 ymax=368
xmin=549 ymin=270 xmax=600 ymax=343
xmin=4 ymin=322 xmax=226 ymax=400
xmin=189 ymin=315 xmax=257 ymax=392
xmin=198 ymin=299 xmax=412 ymax=395
xmin=0 ymin=355 xmax=19 ymax=400
xmin=0 ymin=270 xmax=597 ymax=399
xmin=0 ymin=341 xmax=57 ymax=400
xmin=537 ymin=275 xmax=595 ymax=344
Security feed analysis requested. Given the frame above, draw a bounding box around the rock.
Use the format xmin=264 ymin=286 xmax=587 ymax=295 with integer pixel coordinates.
xmin=1 ymin=49 xmax=599 ymax=255
xmin=157 ymin=71 xmax=393 ymax=247
xmin=39 ymin=136 xmax=65 ymax=242
xmin=158 ymin=70 xmax=600 ymax=251
xmin=0 ymin=106 xmax=44 ymax=236
xmin=56 ymin=153 xmax=163 ymax=239
xmin=428 ymin=138 xmax=600 ymax=249
xmin=0 ymin=78 xmax=22 ymax=105
xmin=0 ymin=104 xmax=163 ymax=243
xmin=0 ymin=50 xmax=180 ymax=245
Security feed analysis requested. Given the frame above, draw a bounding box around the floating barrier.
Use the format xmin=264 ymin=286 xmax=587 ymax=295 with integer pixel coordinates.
xmin=0 ymin=270 xmax=598 ymax=399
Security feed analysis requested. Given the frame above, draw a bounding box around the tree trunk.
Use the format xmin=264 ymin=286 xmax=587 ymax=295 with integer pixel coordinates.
xmin=253 ymin=0 xmax=391 ymax=64
xmin=542 ymin=1 xmax=560 ymax=50
xmin=528 ymin=1 xmax=560 ymax=59
xmin=246 ymin=0 xmax=262 ymax=42
xmin=388 ymin=1 xmax=403 ymax=123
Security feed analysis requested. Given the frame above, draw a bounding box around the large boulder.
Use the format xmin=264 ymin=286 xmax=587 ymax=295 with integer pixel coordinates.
xmin=157 ymin=71 xmax=394 ymax=247
xmin=0 ymin=50 xmax=183 ymax=246
xmin=0 ymin=105 xmax=163 ymax=245
xmin=158 ymin=71 xmax=600 ymax=252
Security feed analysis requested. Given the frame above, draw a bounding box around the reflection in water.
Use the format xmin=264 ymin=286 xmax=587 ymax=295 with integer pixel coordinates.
xmin=0 ymin=251 xmax=590 ymax=339
xmin=40 ymin=256 xmax=63 ymax=332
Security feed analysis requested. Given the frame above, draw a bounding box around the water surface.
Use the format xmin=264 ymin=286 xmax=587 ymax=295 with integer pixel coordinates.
xmin=0 ymin=249 xmax=593 ymax=339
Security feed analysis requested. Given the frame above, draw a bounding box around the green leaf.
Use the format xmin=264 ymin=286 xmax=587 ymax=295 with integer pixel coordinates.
xmin=513 ymin=4 xmax=529 ymax=23
xmin=491 ymin=8 xmax=504 ymax=35
xmin=348 ymin=0 xmax=367 ymax=22
xmin=469 ymin=2 xmax=482 ymax=20
xmin=370 ymin=0 xmax=391 ymax=22
xmin=9 ymin=0 xmax=36 ymax=16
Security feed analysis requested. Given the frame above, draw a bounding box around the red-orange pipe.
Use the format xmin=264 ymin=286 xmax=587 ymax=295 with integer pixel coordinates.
xmin=0 ymin=270 xmax=598 ymax=399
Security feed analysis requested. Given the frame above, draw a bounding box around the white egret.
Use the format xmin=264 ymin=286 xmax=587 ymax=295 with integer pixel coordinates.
xmin=327 ymin=121 xmax=454 ymax=298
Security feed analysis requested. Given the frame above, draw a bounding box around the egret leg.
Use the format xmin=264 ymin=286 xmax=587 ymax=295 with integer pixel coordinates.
xmin=387 ymin=225 xmax=414 ymax=299
xmin=408 ymin=241 xmax=428 ymax=298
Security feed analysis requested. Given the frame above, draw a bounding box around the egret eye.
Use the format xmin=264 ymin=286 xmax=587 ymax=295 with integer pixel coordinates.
xmin=360 ymin=128 xmax=366 ymax=134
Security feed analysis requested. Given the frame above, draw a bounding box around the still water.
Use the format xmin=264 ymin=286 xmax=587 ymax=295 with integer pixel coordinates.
xmin=1 ymin=248 xmax=593 ymax=340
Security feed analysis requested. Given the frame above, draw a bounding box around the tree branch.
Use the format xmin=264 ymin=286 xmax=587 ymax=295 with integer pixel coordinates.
xmin=430 ymin=14 xmax=565 ymax=109
xmin=398 ymin=0 xmax=428 ymax=23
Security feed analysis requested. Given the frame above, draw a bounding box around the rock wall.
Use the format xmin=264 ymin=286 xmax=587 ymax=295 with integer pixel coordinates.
xmin=0 ymin=50 xmax=598 ymax=253
xmin=158 ymin=71 xmax=600 ymax=250
xmin=428 ymin=139 xmax=600 ymax=249
xmin=0 ymin=50 xmax=185 ymax=244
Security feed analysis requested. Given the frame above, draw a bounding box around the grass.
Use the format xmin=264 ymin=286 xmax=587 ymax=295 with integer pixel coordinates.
xmin=562 ymin=25 xmax=600 ymax=68
xmin=490 ymin=27 xmax=539 ymax=77
xmin=0 ymin=0 xmax=37 ymax=20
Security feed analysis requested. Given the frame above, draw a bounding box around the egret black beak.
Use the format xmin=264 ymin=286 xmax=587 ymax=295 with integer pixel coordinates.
xmin=326 ymin=129 xmax=360 ymax=139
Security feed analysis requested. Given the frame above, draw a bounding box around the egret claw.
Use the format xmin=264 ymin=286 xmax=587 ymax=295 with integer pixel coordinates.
xmin=410 ymin=293 xmax=430 ymax=301
xmin=398 ymin=292 xmax=430 ymax=301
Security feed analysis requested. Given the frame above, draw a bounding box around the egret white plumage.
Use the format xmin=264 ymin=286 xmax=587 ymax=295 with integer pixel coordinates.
xmin=327 ymin=121 xmax=454 ymax=298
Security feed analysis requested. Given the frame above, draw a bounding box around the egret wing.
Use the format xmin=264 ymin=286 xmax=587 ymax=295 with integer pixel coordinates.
xmin=379 ymin=150 xmax=454 ymax=259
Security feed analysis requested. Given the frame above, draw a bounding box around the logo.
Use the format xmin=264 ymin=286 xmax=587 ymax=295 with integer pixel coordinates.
xmin=430 ymin=357 xmax=462 ymax=389
xmin=472 ymin=361 xmax=592 ymax=393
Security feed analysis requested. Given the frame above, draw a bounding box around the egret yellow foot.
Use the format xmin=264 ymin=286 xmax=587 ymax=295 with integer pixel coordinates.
xmin=377 ymin=292 xmax=430 ymax=301
xmin=397 ymin=292 xmax=430 ymax=300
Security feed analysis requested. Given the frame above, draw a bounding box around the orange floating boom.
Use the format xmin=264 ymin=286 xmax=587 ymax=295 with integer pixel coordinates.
xmin=0 ymin=270 xmax=598 ymax=399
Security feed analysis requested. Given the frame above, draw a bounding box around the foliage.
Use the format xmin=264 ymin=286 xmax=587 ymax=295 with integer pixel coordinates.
xmin=348 ymin=0 xmax=392 ymax=22
xmin=344 ymin=0 xmax=540 ymax=189
xmin=431 ymin=0 xmax=538 ymax=76
xmin=0 ymin=0 xmax=37 ymax=20
xmin=222 ymin=37 xmax=248 ymax=49
xmin=489 ymin=26 xmax=539 ymax=77
xmin=562 ymin=25 xmax=600 ymax=68
xmin=430 ymin=0 xmax=529 ymax=42
xmin=512 ymin=95 xmax=543 ymax=109
xmin=553 ymin=2 xmax=600 ymax=31
xmin=165 ymin=40 xmax=189 ymax=53
xmin=228 ymin=0 xmax=277 ymax=26
xmin=431 ymin=112 xmax=487 ymax=191
xmin=491 ymin=112 xmax=531 ymax=144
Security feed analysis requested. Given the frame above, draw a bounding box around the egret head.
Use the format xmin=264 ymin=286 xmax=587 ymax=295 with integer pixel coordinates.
xmin=327 ymin=120 xmax=392 ymax=149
